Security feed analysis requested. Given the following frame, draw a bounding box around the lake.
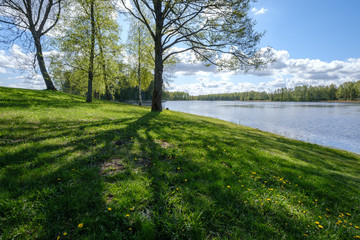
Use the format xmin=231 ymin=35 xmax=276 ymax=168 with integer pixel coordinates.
xmin=163 ymin=101 xmax=360 ymax=154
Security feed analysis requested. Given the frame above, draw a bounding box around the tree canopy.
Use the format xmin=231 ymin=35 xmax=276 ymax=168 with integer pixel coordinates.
xmin=119 ymin=0 xmax=272 ymax=111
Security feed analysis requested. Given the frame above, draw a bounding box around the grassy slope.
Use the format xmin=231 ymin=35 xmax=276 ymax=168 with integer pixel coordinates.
xmin=0 ymin=87 xmax=359 ymax=240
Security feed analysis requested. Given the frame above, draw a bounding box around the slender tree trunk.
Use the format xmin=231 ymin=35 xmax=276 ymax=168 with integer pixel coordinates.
xmin=33 ymin=36 xmax=57 ymax=90
xmin=151 ymin=2 xmax=164 ymax=112
xmin=99 ymin=43 xmax=112 ymax=100
xmin=137 ymin=28 xmax=142 ymax=106
xmin=86 ymin=0 xmax=95 ymax=103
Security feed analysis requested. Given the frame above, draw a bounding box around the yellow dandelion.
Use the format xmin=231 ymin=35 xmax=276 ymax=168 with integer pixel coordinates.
xmin=130 ymin=208 xmax=134 ymax=211
xmin=177 ymin=167 xmax=180 ymax=170
xmin=318 ymin=225 xmax=324 ymax=229
xmin=303 ymin=211 xmax=306 ymax=214
xmin=268 ymin=188 xmax=273 ymax=191
xmin=247 ymin=188 xmax=251 ymax=191
xmin=315 ymin=221 xmax=320 ymax=225
xmin=355 ymin=226 xmax=359 ymax=229
xmin=227 ymin=185 xmax=231 ymax=188
xmin=275 ymin=201 xmax=278 ymax=203
xmin=347 ymin=213 xmax=351 ymax=216
xmin=58 ymin=178 xmax=61 ymax=181
xmin=57 ymin=236 xmax=60 ymax=240
xmin=78 ymin=223 xmax=83 ymax=228
xmin=63 ymin=232 xmax=67 ymax=236
xmin=126 ymin=214 xmax=130 ymax=217
xmin=267 ymin=198 xmax=270 ymax=201
xmin=354 ymin=236 xmax=360 ymax=239
xmin=241 ymin=185 xmax=244 ymax=187
xmin=129 ymin=228 xmax=132 ymax=231
xmin=185 ymin=179 xmax=187 ymax=182
xmin=336 ymin=220 xmax=342 ymax=225
xmin=108 ymin=208 xmax=112 ymax=211
xmin=176 ymin=188 xmax=179 ymax=191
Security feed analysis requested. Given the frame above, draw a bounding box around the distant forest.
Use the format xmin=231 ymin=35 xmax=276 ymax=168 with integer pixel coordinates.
xmin=163 ymin=81 xmax=360 ymax=102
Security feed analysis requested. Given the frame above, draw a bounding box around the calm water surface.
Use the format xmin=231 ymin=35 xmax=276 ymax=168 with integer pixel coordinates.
xmin=163 ymin=101 xmax=360 ymax=154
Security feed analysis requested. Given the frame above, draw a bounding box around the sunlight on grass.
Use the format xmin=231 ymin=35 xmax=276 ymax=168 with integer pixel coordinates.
xmin=0 ymin=87 xmax=359 ymax=239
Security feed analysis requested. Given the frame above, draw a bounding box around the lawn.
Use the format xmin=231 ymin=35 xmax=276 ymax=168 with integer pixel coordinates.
xmin=0 ymin=87 xmax=359 ymax=240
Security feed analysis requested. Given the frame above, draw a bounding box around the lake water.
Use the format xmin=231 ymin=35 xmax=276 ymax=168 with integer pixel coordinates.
xmin=163 ymin=101 xmax=360 ymax=154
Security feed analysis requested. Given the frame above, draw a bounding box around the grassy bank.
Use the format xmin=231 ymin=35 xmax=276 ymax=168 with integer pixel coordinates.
xmin=0 ymin=87 xmax=359 ymax=240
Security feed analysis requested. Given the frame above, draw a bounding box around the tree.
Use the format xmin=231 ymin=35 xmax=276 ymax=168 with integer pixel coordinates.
xmin=127 ymin=18 xmax=154 ymax=105
xmin=119 ymin=0 xmax=271 ymax=111
xmin=50 ymin=0 xmax=121 ymax=101
xmin=0 ymin=0 xmax=63 ymax=90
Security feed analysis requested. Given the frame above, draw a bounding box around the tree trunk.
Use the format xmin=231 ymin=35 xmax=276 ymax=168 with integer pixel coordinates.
xmin=151 ymin=1 xmax=164 ymax=112
xmin=99 ymin=42 xmax=112 ymax=101
xmin=86 ymin=0 xmax=95 ymax=103
xmin=137 ymin=31 xmax=142 ymax=106
xmin=34 ymin=36 xmax=57 ymax=90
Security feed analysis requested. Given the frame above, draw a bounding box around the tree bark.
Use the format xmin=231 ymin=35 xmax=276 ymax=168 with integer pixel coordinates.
xmin=99 ymin=42 xmax=112 ymax=101
xmin=137 ymin=28 xmax=142 ymax=106
xmin=34 ymin=36 xmax=57 ymax=90
xmin=86 ymin=0 xmax=95 ymax=103
xmin=151 ymin=1 xmax=164 ymax=112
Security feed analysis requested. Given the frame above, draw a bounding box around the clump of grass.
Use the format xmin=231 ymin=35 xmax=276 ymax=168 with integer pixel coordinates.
xmin=0 ymin=87 xmax=359 ymax=239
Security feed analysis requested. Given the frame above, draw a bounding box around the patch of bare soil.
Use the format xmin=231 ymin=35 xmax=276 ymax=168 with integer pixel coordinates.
xmin=154 ymin=139 xmax=171 ymax=149
xmin=100 ymin=159 xmax=125 ymax=175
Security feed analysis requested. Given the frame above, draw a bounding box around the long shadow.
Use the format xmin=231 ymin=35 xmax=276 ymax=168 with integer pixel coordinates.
xmin=1 ymin=101 xmax=359 ymax=239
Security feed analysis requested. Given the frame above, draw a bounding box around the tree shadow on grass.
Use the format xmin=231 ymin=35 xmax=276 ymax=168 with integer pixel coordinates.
xmin=1 ymin=105 xmax=359 ymax=239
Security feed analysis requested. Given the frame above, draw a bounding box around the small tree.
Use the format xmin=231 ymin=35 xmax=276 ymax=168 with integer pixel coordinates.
xmin=0 ymin=0 xmax=63 ymax=90
xmin=127 ymin=18 xmax=154 ymax=105
xmin=119 ymin=0 xmax=272 ymax=111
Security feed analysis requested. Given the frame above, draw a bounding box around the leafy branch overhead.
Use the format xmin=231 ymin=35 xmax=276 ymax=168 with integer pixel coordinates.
xmin=120 ymin=0 xmax=272 ymax=69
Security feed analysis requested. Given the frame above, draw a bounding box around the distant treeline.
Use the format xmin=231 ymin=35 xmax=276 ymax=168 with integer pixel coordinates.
xmin=163 ymin=81 xmax=360 ymax=102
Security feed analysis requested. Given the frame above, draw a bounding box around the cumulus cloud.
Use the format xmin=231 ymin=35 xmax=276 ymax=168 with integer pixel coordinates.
xmin=8 ymin=74 xmax=45 ymax=90
xmin=169 ymin=48 xmax=360 ymax=95
xmin=251 ymin=7 xmax=268 ymax=15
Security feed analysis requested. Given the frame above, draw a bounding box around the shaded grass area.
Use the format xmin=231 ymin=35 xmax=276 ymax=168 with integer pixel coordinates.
xmin=0 ymin=87 xmax=359 ymax=240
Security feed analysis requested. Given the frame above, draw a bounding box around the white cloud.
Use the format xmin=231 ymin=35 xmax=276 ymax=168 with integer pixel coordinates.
xmin=252 ymin=7 xmax=268 ymax=15
xmin=169 ymin=48 xmax=360 ymax=95
xmin=8 ymin=74 xmax=45 ymax=90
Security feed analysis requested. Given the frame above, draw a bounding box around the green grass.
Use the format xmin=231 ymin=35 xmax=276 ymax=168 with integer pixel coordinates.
xmin=0 ymin=86 xmax=359 ymax=240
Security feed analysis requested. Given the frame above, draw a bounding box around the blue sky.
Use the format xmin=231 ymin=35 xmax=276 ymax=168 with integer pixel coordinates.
xmin=1 ymin=0 xmax=360 ymax=95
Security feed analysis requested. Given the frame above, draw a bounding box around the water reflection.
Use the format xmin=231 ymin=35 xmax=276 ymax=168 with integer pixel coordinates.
xmin=163 ymin=101 xmax=360 ymax=154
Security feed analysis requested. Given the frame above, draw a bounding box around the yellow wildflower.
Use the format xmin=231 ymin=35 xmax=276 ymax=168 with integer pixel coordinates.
xmin=57 ymin=236 xmax=60 ymax=240
xmin=354 ymin=236 xmax=360 ymax=239
xmin=63 ymin=232 xmax=67 ymax=236
xmin=315 ymin=221 xmax=320 ymax=225
xmin=130 ymin=208 xmax=134 ymax=211
xmin=304 ymin=233 xmax=309 ymax=237
xmin=227 ymin=185 xmax=231 ymax=188
xmin=355 ymin=226 xmax=359 ymax=229
xmin=177 ymin=167 xmax=180 ymax=170
xmin=78 ymin=223 xmax=83 ymax=228
xmin=129 ymin=228 xmax=132 ymax=231
xmin=318 ymin=225 xmax=324 ymax=229
xmin=108 ymin=208 xmax=112 ymax=211
xmin=126 ymin=214 xmax=130 ymax=217
xmin=346 ymin=213 xmax=351 ymax=216
xmin=336 ymin=220 xmax=342 ymax=225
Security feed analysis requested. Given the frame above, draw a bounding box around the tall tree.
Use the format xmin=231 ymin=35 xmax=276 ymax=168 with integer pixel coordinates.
xmin=127 ymin=18 xmax=154 ymax=105
xmin=0 ymin=0 xmax=63 ymax=90
xmin=50 ymin=0 xmax=121 ymax=100
xmin=119 ymin=0 xmax=271 ymax=111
